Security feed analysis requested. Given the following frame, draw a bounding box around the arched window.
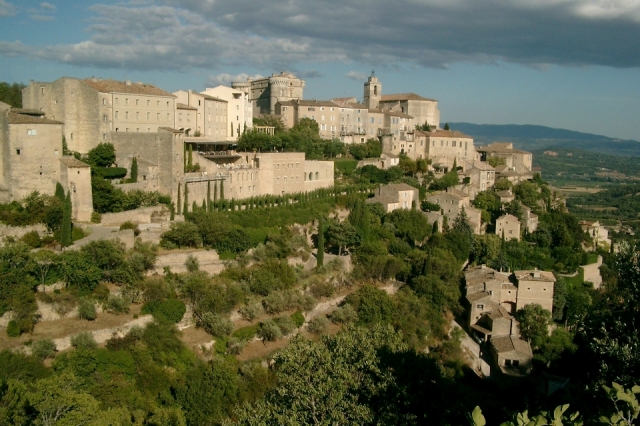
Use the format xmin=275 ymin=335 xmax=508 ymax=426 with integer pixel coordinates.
xmin=309 ymin=172 xmax=313 ymax=181
xmin=374 ymin=86 xmax=377 ymax=96
xmin=315 ymin=172 xmax=319 ymax=180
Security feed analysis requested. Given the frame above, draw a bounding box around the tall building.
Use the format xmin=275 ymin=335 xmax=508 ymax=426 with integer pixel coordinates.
xmin=233 ymin=72 xmax=305 ymax=117
xmin=173 ymin=90 xmax=228 ymax=139
xmin=201 ymin=86 xmax=253 ymax=141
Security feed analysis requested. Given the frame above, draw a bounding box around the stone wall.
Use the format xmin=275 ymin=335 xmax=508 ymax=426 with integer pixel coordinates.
xmin=0 ymin=223 xmax=48 ymax=240
xmin=152 ymin=249 xmax=225 ymax=275
xmin=100 ymin=205 xmax=169 ymax=226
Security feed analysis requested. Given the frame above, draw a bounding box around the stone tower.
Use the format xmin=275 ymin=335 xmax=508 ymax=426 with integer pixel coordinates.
xmin=364 ymin=72 xmax=381 ymax=110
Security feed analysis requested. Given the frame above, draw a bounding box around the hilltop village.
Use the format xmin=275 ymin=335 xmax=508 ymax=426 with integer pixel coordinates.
xmin=0 ymin=72 xmax=627 ymax=425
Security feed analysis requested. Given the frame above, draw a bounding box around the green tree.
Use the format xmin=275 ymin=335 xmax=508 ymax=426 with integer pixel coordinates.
xmin=130 ymin=157 xmax=138 ymax=182
xmin=87 ymin=142 xmax=116 ymax=167
xmin=344 ymin=284 xmax=395 ymax=326
xmin=443 ymin=122 xmax=450 ymax=130
xmin=183 ymin=183 xmax=189 ymax=214
xmin=516 ymin=304 xmax=552 ymax=350
xmin=160 ymin=221 xmax=202 ymax=249
xmin=317 ymin=217 xmax=325 ymax=268
xmin=60 ymin=191 xmax=72 ymax=247
xmin=325 ymin=221 xmax=359 ymax=256
xmin=54 ymin=182 xmax=65 ymax=201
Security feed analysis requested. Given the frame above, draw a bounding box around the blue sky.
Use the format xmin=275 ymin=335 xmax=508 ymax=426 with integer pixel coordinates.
xmin=1 ymin=0 xmax=639 ymax=140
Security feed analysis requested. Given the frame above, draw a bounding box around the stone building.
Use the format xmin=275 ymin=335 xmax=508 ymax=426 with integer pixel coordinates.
xmin=276 ymin=100 xmax=340 ymax=140
xmin=0 ymin=105 xmax=93 ymax=220
xmin=496 ymin=214 xmax=521 ymax=241
xmin=366 ymin=183 xmax=419 ymax=212
xmin=233 ymin=72 xmax=305 ymax=117
xmin=580 ymin=220 xmax=611 ymax=250
xmin=23 ymin=77 xmax=176 ymax=154
xmin=173 ymin=90 xmax=228 ymax=139
xmin=513 ymin=269 xmax=556 ymax=312
xmin=410 ymin=130 xmax=479 ymax=170
xmin=425 ymin=189 xmax=482 ymax=234
xmin=201 ymin=85 xmax=253 ymax=141
xmin=478 ymin=143 xmax=534 ymax=182
xmin=489 ymin=336 xmax=533 ymax=376
xmin=463 ymin=161 xmax=496 ymax=191
xmin=363 ymin=74 xmax=440 ymax=130
xmin=522 ymin=205 xmax=539 ymax=233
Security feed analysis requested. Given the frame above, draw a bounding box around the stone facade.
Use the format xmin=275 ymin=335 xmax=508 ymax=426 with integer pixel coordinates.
xmin=201 ymin=85 xmax=253 ymax=140
xmin=478 ymin=143 xmax=534 ymax=183
xmin=514 ymin=269 xmax=556 ymax=312
xmin=173 ymin=90 xmax=228 ymax=140
xmin=23 ymin=78 xmax=177 ymax=154
xmin=490 ymin=336 xmax=533 ymax=376
xmin=496 ymin=214 xmax=521 ymax=241
xmin=235 ymin=72 xmax=305 ymax=117
xmin=276 ymin=100 xmax=340 ymax=140
xmin=59 ymin=157 xmax=93 ymax=222
xmin=366 ymin=183 xmax=419 ymax=212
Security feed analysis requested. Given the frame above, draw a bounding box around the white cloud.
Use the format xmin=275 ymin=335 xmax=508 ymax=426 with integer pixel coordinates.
xmin=0 ymin=0 xmax=16 ymax=17
xmin=40 ymin=2 xmax=56 ymax=11
xmin=206 ymin=73 xmax=265 ymax=86
xmin=345 ymin=71 xmax=367 ymax=81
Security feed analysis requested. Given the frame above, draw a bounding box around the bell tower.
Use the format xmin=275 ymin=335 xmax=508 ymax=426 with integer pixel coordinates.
xmin=363 ymin=70 xmax=381 ymax=110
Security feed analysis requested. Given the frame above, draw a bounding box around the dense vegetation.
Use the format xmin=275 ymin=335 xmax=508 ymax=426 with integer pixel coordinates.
xmin=0 ymin=81 xmax=25 ymax=108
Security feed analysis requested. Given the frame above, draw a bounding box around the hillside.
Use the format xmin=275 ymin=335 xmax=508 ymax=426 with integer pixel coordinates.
xmin=446 ymin=122 xmax=640 ymax=157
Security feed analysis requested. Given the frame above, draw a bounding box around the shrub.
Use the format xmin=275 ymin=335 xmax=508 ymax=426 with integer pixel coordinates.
xmin=310 ymin=280 xmax=335 ymax=299
xmin=6 ymin=320 xmax=20 ymax=337
xmin=77 ymin=299 xmax=97 ymax=321
xmin=71 ymin=332 xmax=97 ymax=350
xmin=71 ymin=226 xmax=85 ymax=241
xmin=20 ymin=230 xmax=42 ymax=248
xmin=160 ymin=221 xmax=202 ymax=249
xmin=232 ymin=324 xmax=259 ymax=340
xmin=119 ymin=221 xmax=140 ymax=236
xmin=329 ymin=303 xmax=358 ymax=324
xmin=274 ymin=315 xmax=296 ymax=335
xmin=141 ymin=299 xmax=186 ymax=324
xmin=104 ymin=295 xmax=130 ymax=314
xmin=31 ymin=339 xmax=57 ymax=360
xmin=262 ymin=290 xmax=317 ymax=315
xmin=92 ymin=283 xmax=110 ymax=302
xmin=201 ymin=312 xmax=233 ymax=337
xmin=91 ymin=211 xmax=102 ymax=223
xmin=291 ymin=311 xmax=305 ymax=328
xmin=227 ymin=337 xmax=248 ymax=355
xmin=185 ymin=255 xmax=199 ymax=273
xmin=307 ymin=316 xmax=329 ymax=335
xmin=239 ymin=303 xmax=263 ymax=322
xmin=95 ymin=167 xmax=127 ymax=179
xmin=257 ymin=319 xmax=282 ymax=342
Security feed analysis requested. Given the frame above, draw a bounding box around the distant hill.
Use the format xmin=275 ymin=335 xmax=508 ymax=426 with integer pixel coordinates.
xmin=446 ymin=123 xmax=640 ymax=157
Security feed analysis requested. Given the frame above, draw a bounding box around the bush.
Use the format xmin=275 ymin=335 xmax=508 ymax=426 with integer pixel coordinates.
xmin=92 ymin=283 xmax=110 ymax=302
xmin=329 ymin=303 xmax=358 ymax=324
xmin=185 ymin=255 xmax=199 ymax=273
xmin=20 ymin=230 xmax=42 ymax=248
xmin=95 ymin=167 xmax=128 ymax=179
xmin=239 ymin=303 xmax=263 ymax=322
xmin=257 ymin=319 xmax=282 ymax=342
xmin=310 ymin=280 xmax=335 ymax=299
xmin=71 ymin=332 xmax=97 ymax=350
xmin=232 ymin=324 xmax=259 ymax=340
xmin=160 ymin=222 xmax=202 ymax=249
xmin=227 ymin=337 xmax=248 ymax=355
xmin=31 ymin=339 xmax=56 ymax=360
xmin=291 ymin=311 xmax=305 ymax=328
xmin=104 ymin=295 xmax=130 ymax=314
xmin=6 ymin=320 xmax=20 ymax=337
xmin=77 ymin=299 xmax=97 ymax=320
xmin=119 ymin=221 xmax=140 ymax=236
xmin=307 ymin=316 xmax=329 ymax=335
xmin=71 ymin=226 xmax=85 ymax=242
xmin=262 ymin=290 xmax=317 ymax=315
xmin=201 ymin=312 xmax=233 ymax=337
xmin=274 ymin=315 xmax=296 ymax=335
xmin=141 ymin=299 xmax=186 ymax=324
xmin=91 ymin=211 xmax=102 ymax=223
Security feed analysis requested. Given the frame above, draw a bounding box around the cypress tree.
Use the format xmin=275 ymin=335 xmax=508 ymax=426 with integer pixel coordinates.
xmin=220 ymin=179 xmax=225 ymax=200
xmin=213 ymin=180 xmax=218 ymax=202
xmin=60 ymin=191 xmax=72 ymax=247
xmin=183 ymin=184 xmax=189 ymax=214
xmin=207 ymin=181 xmax=211 ymax=211
xmin=317 ymin=217 xmax=325 ymax=268
xmin=177 ymin=184 xmax=182 ymax=215
xmin=54 ymin=182 xmax=65 ymax=201
xmin=188 ymin=144 xmax=193 ymax=167
xmin=130 ymin=157 xmax=138 ymax=182
xmin=170 ymin=203 xmax=175 ymax=221
xmin=201 ymin=199 xmax=206 ymax=210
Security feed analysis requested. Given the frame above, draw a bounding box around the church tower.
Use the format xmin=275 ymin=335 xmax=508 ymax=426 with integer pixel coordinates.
xmin=363 ymin=71 xmax=381 ymax=110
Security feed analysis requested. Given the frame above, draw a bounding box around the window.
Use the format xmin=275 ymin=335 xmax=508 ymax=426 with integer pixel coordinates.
xmin=125 ymin=111 xmax=129 ymax=119
xmin=27 ymin=129 xmax=37 ymax=136
xmin=157 ymin=113 xmax=160 ymax=120
xmin=147 ymin=100 xmax=150 ymax=106
xmin=167 ymin=101 xmax=170 ymax=107
xmin=16 ymin=149 xmax=20 ymax=155
xmin=125 ymin=98 xmax=129 ymax=105
xmin=282 ymin=106 xmax=288 ymax=111
xmin=103 ymin=115 xmax=107 ymax=122
xmin=147 ymin=112 xmax=150 ymax=119
xmin=157 ymin=101 xmax=160 ymax=107
xmin=40 ymin=87 xmax=44 ymax=94
xmin=103 ymin=134 xmax=107 ymax=140
xmin=115 ymin=111 xmax=119 ymax=119
xmin=476 ymin=304 xmax=484 ymax=309
xmin=103 ymin=98 xmax=106 ymax=106
xmin=136 ymin=99 xmax=139 ymax=106
xmin=452 ymin=141 xmax=456 ymax=147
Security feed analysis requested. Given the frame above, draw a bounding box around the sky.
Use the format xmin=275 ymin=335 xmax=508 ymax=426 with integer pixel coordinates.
xmin=1 ymin=0 xmax=639 ymax=141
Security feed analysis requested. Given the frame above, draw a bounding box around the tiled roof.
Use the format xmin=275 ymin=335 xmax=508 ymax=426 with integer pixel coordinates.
xmin=466 ymin=291 xmax=491 ymax=303
xmin=380 ymin=93 xmax=437 ymax=102
xmin=386 ymin=183 xmax=417 ymax=192
xmin=427 ymin=130 xmax=472 ymax=138
xmin=177 ymin=103 xmax=198 ymax=110
xmin=59 ymin=156 xmax=90 ymax=168
xmin=83 ymin=79 xmax=175 ymax=97
xmin=478 ymin=143 xmax=531 ymax=155
xmin=297 ymin=100 xmax=339 ymax=107
xmin=200 ymin=94 xmax=227 ymax=102
xmin=514 ymin=269 xmax=556 ymax=282
xmin=491 ymin=336 xmax=532 ymax=357
xmin=7 ymin=112 xmax=62 ymax=125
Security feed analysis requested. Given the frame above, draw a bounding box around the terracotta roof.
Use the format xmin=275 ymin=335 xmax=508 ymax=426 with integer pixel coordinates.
xmin=471 ymin=162 xmax=495 ymax=171
xmin=366 ymin=195 xmax=397 ymax=206
xmin=491 ymin=336 xmax=532 ymax=357
xmin=466 ymin=291 xmax=491 ymax=303
xmin=385 ymin=183 xmax=417 ymax=192
xmin=200 ymin=94 xmax=227 ymax=102
xmin=479 ymin=143 xmax=531 ymax=155
xmin=381 ymin=152 xmax=399 ymax=158
xmin=497 ymin=214 xmax=520 ymax=223
xmin=297 ymin=100 xmax=339 ymax=108
xmin=7 ymin=112 xmax=62 ymax=125
xmin=426 ymin=130 xmax=472 ymax=138
xmin=59 ymin=157 xmax=90 ymax=168
xmin=380 ymin=93 xmax=436 ymax=102
xmin=177 ymin=103 xmax=198 ymax=110
xmin=331 ymin=97 xmax=357 ymax=105
xmin=83 ymin=79 xmax=175 ymax=97
xmin=9 ymin=108 xmax=44 ymax=115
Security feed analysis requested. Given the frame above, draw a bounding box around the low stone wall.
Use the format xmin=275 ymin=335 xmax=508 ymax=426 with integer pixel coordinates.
xmin=100 ymin=205 xmax=169 ymax=226
xmin=116 ymin=180 xmax=159 ymax=193
xmin=152 ymin=249 xmax=226 ymax=275
xmin=0 ymin=223 xmax=48 ymax=241
xmin=71 ymin=229 xmax=135 ymax=250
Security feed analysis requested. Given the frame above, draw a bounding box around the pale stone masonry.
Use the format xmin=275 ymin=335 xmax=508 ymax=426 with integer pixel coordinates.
xmin=173 ymin=90 xmax=229 ymax=140
xmin=201 ymin=85 xmax=253 ymax=141
xmin=23 ymin=78 xmax=177 ymax=154
xmin=276 ymin=100 xmax=341 ymax=140
xmin=366 ymin=183 xmax=419 ymax=212
xmin=233 ymin=72 xmax=305 ymax=117
xmin=496 ymin=214 xmax=521 ymax=241
xmin=513 ymin=269 xmax=556 ymax=312
xmin=59 ymin=157 xmax=93 ymax=222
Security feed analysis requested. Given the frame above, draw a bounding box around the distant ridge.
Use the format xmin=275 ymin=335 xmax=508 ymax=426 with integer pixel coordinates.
xmin=445 ymin=123 xmax=640 ymax=157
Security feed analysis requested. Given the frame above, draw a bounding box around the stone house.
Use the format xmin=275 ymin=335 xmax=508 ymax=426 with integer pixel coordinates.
xmin=490 ymin=336 xmax=533 ymax=376
xmin=380 ymin=152 xmax=400 ymax=169
xmin=366 ymin=183 xmax=419 ymax=213
xmin=464 ymin=161 xmax=496 ymax=191
xmin=201 ymin=85 xmax=253 ymax=141
xmin=477 ymin=142 xmax=533 ymax=174
xmin=496 ymin=214 xmax=521 ymax=241
xmin=513 ymin=269 xmax=556 ymax=312
xmin=412 ymin=130 xmax=479 ymax=171
xmin=497 ymin=189 xmax=515 ymax=203
xmin=173 ymin=90 xmax=228 ymax=140
xmin=580 ymin=220 xmax=611 ymax=250
xmin=522 ymin=205 xmax=539 ymax=233
xmin=23 ymin=77 xmax=177 ymax=154
xmin=232 ymin=72 xmax=304 ymax=117
xmin=59 ymin=157 xmax=93 ymax=222
xmin=276 ymin=100 xmax=340 ymax=140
